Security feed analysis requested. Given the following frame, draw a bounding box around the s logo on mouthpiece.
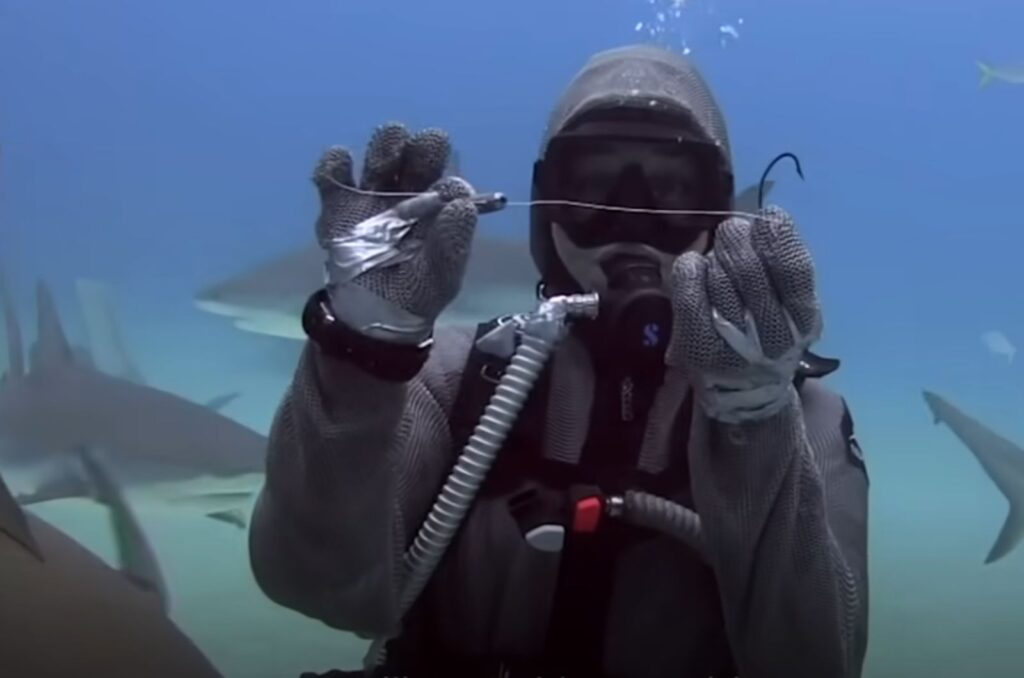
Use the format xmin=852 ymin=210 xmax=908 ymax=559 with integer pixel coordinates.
xmin=642 ymin=323 xmax=661 ymax=348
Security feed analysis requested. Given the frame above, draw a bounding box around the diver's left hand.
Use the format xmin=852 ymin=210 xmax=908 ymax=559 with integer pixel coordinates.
xmin=666 ymin=206 xmax=822 ymax=424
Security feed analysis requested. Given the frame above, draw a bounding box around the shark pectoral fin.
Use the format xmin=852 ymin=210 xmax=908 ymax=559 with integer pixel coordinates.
xmin=76 ymin=448 xmax=170 ymax=613
xmin=204 ymin=392 xmax=241 ymax=412
xmin=985 ymin=503 xmax=1024 ymax=564
xmin=206 ymin=508 xmax=248 ymax=529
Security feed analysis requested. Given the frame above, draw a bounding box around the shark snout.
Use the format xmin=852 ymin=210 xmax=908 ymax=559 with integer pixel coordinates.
xmin=194 ymin=297 xmax=243 ymax=318
xmin=193 ymin=286 xmax=248 ymax=319
xmin=921 ymin=390 xmax=946 ymax=424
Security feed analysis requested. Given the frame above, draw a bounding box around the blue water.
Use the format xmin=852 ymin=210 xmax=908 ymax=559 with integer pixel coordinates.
xmin=1 ymin=0 xmax=1023 ymax=676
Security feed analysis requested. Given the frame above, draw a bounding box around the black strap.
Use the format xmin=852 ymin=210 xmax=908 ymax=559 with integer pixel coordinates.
xmin=301 ymin=289 xmax=431 ymax=382
xmin=541 ymin=376 xmax=694 ymax=672
xmin=449 ymin=317 xmax=521 ymax=450
xmin=839 ymin=397 xmax=868 ymax=482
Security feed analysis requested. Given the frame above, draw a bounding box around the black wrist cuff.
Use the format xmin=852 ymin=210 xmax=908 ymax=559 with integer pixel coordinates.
xmin=301 ymin=289 xmax=432 ymax=382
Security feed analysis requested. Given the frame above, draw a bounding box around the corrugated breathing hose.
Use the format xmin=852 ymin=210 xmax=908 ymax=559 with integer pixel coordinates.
xmin=363 ymin=292 xmax=600 ymax=670
xmin=611 ymin=490 xmax=705 ymax=559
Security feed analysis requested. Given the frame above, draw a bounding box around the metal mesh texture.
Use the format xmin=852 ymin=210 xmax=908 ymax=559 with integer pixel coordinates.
xmin=312 ymin=123 xmax=478 ymax=322
xmin=541 ymin=45 xmax=731 ymax=160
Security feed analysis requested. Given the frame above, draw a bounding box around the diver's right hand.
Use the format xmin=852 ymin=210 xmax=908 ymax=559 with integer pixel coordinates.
xmin=312 ymin=122 xmax=479 ymax=345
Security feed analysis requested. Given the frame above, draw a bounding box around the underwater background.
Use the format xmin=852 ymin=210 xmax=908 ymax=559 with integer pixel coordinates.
xmin=1 ymin=0 xmax=1022 ymax=676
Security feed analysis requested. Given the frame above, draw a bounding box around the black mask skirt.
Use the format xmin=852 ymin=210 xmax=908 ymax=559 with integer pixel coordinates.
xmin=534 ymin=126 xmax=732 ymax=369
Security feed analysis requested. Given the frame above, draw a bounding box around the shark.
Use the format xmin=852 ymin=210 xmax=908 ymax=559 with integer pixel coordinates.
xmin=977 ymin=60 xmax=1024 ymax=87
xmin=194 ymin=231 xmax=539 ymax=339
xmin=0 ymin=464 xmax=224 ymax=677
xmin=15 ymin=461 xmax=262 ymax=529
xmin=922 ymin=390 xmax=1024 ymax=564
xmin=194 ymin=181 xmax=775 ymax=340
xmin=0 ymin=274 xmax=268 ymax=526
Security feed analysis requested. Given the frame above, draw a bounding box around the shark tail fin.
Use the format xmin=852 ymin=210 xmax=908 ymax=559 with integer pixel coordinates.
xmin=986 ymin=501 xmax=1024 ymax=564
xmin=977 ymin=61 xmax=996 ymax=88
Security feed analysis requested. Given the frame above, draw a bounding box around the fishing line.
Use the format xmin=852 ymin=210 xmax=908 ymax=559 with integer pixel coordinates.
xmin=326 ymin=176 xmax=761 ymax=221
xmin=325 ymin=150 xmax=805 ymax=224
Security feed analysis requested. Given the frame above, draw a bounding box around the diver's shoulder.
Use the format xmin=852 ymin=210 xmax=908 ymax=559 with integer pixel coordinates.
xmin=797 ymin=377 xmax=854 ymax=432
xmin=422 ymin=324 xmax=477 ymax=380
xmin=797 ymin=377 xmax=868 ymax=475
xmin=434 ymin=323 xmax=477 ymax=338
xmin=798 ymin=375 xmax=841 ymax=400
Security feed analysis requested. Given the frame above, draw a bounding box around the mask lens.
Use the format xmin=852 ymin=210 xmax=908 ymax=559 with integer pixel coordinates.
xmin=541 ymin=136 xmax=726 ymax=251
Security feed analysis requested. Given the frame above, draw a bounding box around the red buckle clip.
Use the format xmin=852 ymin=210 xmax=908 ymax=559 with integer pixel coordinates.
xmin=571 ymin=495 xmax=603 ymax=533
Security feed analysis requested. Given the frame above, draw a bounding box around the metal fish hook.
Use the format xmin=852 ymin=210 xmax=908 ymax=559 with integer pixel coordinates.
xmin=758 ymin=152 xmax=804 ymax=209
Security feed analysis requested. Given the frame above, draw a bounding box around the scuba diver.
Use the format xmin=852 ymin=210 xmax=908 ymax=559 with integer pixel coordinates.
xmin=248 ymin=45 xmax=869 ymax=678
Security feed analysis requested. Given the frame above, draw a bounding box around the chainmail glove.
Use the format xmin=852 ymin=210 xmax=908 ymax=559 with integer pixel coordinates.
xmin=666 ymin=205 xmax=823 ymax=423
xmin=313 ymin=122 xmax=479 ymax=345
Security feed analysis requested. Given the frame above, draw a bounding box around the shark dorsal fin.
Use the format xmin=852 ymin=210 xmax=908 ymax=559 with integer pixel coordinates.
xmin=204 ymin=392 xmax=240 ymax=412
xmin=0 ymin=269 xmax=25 ymax=380
xmin=31 ymin=281 xmax=74 ymax=372
xmin=735 ymin=180 xmax=774 ymax=213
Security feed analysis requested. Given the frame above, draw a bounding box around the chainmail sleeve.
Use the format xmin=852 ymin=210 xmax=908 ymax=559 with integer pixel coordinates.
xmin=248 ymin=325 xmax=475 ymax=638
xmin=689 ymin=380 xmax=869 ymax=678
